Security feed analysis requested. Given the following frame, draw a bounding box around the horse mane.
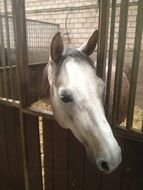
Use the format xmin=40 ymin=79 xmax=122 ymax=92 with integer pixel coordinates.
xmin=41 ymin=64 xmax=50 ymax=99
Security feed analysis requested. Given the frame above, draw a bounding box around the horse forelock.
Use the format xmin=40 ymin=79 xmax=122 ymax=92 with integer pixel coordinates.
xmin=58 ymin=48 xmax=95 ymax=69
xmin=51 ymin=48 xmax=96 ymax=81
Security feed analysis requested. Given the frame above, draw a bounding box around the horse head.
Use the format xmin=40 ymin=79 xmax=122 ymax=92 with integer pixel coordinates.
xmin=45 ymin=30 xmax=121 ymax=173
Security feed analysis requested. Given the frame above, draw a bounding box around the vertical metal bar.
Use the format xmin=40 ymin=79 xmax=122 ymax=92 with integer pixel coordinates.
xmin=12 ymin=0 xmax=31 ymax=107
xmin=36 ymin=22 xmax=38 ymax=63
xmin=29 ymin=21 xmax=32 ymax=64
xmin=31 ymin=21 xmax=33 ymax=64
xmin=11 ymin=0 xmax=31 ymax=189
xmin=37 ymin=22 xmax=39 ymax=63
xmin=0 ymin=70 xmax=3 ymax=97
xmin=126 ymin=0 xmax=143 ymax=129
xmin=0 ymin=32 xmax=4 ymax=97
xmin=31 ymin=21 xmax=33 ymax=63
xmin=26 ymin=21 xmax=29 ymax=63
xmin=141 ymin=118 xmax=143 ymax=133
xmin=3 ymin=0 xmax=15 ymax=100
xmin=39 ymin=22 xmax=41 ymax=63
xmin=105 ymin=0 xmax=117 ymax=119
xmin=0 ymin=70 xmax=5 ymax=97
xmin=112 ymin=0 xmax=129 ymax=127
xmin=0 ymin=15 xmax=9 ymax=98
xmin=11 ymin=13 xmax=20 ymax=101
xmin=97 ymin=0 xmax=110 ymax=80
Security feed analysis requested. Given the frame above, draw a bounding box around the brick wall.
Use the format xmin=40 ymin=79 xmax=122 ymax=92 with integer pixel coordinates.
xmin=22 ymin=0 xmax=142 ymax=50
xmin=24 ymin=0 xmax=99 ymax=48
xmin=0 ymin=0 xmax=142 ymax=50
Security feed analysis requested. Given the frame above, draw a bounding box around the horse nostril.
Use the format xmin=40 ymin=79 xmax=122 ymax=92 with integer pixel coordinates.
xmin=98 ymin=161 xmax=109 ymax=172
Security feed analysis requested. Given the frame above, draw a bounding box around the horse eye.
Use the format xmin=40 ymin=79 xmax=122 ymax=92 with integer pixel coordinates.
xmin=60 ymin=94 xmax=73 ymax=103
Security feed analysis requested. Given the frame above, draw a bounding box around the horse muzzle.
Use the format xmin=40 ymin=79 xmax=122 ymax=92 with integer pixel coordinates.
xmin=85 ymin=140 xmax=122 ymax=173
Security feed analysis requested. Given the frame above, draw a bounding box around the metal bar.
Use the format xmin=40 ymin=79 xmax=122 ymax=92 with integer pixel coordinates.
xmin=29 ymin=21 xmax=32 ymax=64
xmin=0 ymin=15 xmax=9 ymax=98
xmin=0 ymin=48 xmax=4 ymax=97
xmin=105 ymin=0 xmax=117 ymax=119
xmin=0 ymin=97 xmax=20 ymax=108
xmin=22 ymin=107 xmax=53 ymax=119
xmin=97 ymin=0 xmax=110 ymax=80
xmin=112 ymin=0 xmax=129 ymax=127
xmin=11 ymin=15 xmax=20 ymax=102
xmin=12 ymin=0 xmax=31 ymax=107
xmin=0 ymin=14 xmax=59 ymax=27
xmin=35 ymin=22 xmax=39 ymax=64
xmin=0 ymin=61 xmax=47 ymax=70
xmin=141 ymin=118 xmax=143 ymax=132
xmin=25 ymin=18 xmax=59 ymax=26
xmin=126 ymin=0 xmax=143 ymax=129
xmin=0 ymin=65 xmax=16 ymax=70
xmin=3 ymin=0 xmax=15 ymax=100
xmin=11 ymin=0 xmax=31 ymax=189
xmin=0 ymin=70 xmax=4 ymax=97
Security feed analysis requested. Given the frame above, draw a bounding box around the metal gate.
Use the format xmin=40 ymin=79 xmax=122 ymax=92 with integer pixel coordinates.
xmin=0 ymin=0 xmax=143 ymax=190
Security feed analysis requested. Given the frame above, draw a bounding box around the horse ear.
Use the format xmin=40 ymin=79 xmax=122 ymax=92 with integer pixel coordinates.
xmin=50 ymin=32 xmax=64 ymax=64
xmin=79 ymin=30 xmax=99 ymax=56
